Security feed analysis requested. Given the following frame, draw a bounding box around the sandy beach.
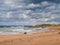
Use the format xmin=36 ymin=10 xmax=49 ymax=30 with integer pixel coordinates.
xmin=0 ymin=33 xmax=60 ymax=45
xmin=0 ymin=26 xmax=60 ymax=45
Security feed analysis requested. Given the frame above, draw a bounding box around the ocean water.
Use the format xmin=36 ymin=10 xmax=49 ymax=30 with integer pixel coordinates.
xmin=0 ymin=26 xmax=49 ymax=35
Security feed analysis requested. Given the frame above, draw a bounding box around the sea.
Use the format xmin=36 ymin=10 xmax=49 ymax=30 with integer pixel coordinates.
xmin=0 ymin=25 xmax=50 ymax=35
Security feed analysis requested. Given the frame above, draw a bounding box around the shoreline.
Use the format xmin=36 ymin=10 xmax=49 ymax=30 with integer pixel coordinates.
xmin=0 ymin=26 xmax=60 ymax=45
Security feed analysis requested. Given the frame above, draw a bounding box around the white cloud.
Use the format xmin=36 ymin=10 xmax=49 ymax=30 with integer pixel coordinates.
xmin=4 ymin=0 xmax=26 ymax=8
xmin=22 ymin=14 xmax=29 ymax=18
xmin=26 ymin=1 xmax=60 ymax=24
xmin=19 ymin=10 xmax=32 ymax=19
xmin=4 ymin=0 xmax=15 ymax=7
xmin=5 ymin=12 xmax=12 ymax=18
xmin=41 ymin=1 xmax=50 ymax=6
xmin=0 ymin=12 xmax=12 ymax=18
xmin=0 ymin=0 xmax=60 ymax=25
xmin=27 ymin=3 xmax=40 ymax=8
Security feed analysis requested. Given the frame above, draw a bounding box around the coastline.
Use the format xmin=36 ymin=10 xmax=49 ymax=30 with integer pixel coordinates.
xmin=0 ymin=26 xmax=60 ymax=45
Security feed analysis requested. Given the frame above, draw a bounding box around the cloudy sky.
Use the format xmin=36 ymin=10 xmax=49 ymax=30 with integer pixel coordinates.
xmin=0 ymin=0 xmax=60 ymax=26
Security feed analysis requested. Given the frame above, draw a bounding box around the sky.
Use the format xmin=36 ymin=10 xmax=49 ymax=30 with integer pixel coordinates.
xmin=0 ymin=0 xmax=60 ymax=26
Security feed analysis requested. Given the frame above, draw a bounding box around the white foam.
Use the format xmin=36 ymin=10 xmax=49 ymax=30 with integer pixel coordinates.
xmin=0 ymin=27 xmax=50 ymax=35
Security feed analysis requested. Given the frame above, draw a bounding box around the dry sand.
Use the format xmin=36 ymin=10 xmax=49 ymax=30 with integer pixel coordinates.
xmin=0 ymin=32 xmax=60 ymax=45
xmin=0 ymin=26 xmax=60 ymax=45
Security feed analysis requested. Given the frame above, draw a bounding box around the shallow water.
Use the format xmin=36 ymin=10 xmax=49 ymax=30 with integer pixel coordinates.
xmin=0 ymin=26 xmax=50 ymax=35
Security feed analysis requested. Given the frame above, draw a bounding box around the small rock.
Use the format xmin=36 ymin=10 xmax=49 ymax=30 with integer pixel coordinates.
xmin=24 ymin=32 xmax=27 ymax=34
xmin=58 ymin=32 xmax=60 ymax=34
